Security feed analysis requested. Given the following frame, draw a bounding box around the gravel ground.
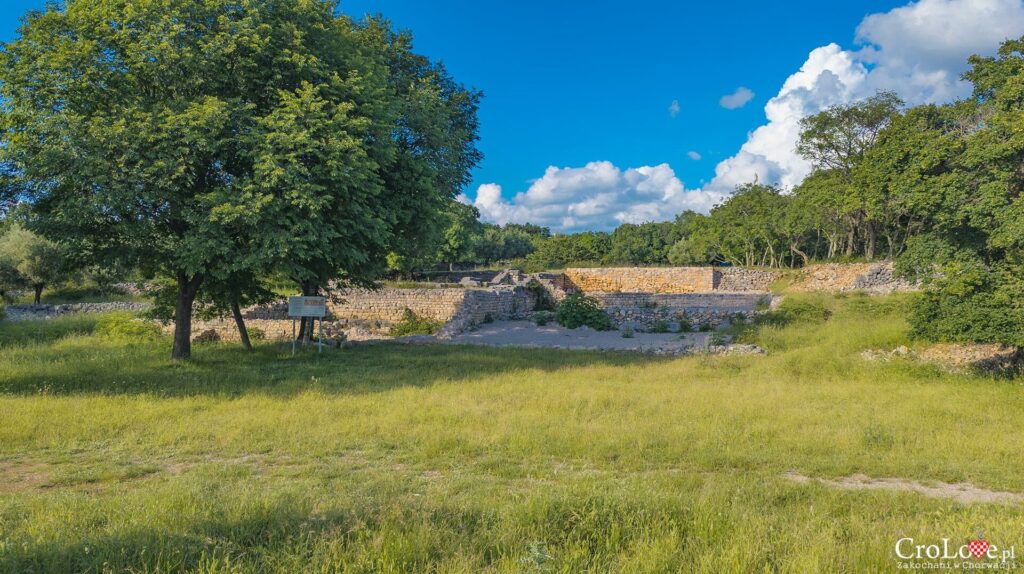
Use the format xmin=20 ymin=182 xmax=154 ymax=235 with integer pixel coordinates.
xmin=446 ymin=320 xmax=712 ymax=352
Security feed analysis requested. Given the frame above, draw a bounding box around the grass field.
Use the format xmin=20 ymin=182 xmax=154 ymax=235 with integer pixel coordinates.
xmin=1 ymin=294 xmax=1022 ymax=572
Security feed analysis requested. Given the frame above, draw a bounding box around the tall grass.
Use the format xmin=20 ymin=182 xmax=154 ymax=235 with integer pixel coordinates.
xmin=0 ymin=295 xmax=1021 ymax=572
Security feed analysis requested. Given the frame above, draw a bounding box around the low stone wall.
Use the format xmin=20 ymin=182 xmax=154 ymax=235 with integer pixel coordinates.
xmin=438 ymin=287 xmax=535 ymax=338
xmin=714 ymin=268 xmax=781 ymax=292
xmin=5 ymin=302 xmax=151 ymax=321
xmin=589 ymin=292 xmax=769 ymax=331
xmin=562 ymin=267 xmax=715 ymax=294
xmin=329 ymin=287 xmax=468 ymax=324
xmin=177 ymin=285 xmax=536 ymax=342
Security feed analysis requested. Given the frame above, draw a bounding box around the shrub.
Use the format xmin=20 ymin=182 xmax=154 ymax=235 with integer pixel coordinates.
xmin=534 ymin=311 xmax=550 ymax=326
xmin=390 ymin=309 xmax=442 ymax=337
xmin=620 ymin=325 xmax=634 ymax=338
xmin=765 ymin=297 xmax=832 ymax=325
xmin=482 ymin=312 xmax=494 ymax=324
xmin=708 ymin=333 xmax=727 ymax=347
xmin=0 ymin=303 xmax=5 ymax=321
xmin=676 ymin=318 xmax=692 ymax=332
xmin=94 ymin=312 xmax=161 ymax=342
xmin=651 ymin=320 xmax=670 ymax=333
xmin=556 ymin=294 xmax=613 ymax=331
xmin=193 ymin=329 xmax=221 ymax=344
xmin=699 ymin=323 xmax=713 ymax=332
xmin=247 ymin=326 xmax=266 ymax=341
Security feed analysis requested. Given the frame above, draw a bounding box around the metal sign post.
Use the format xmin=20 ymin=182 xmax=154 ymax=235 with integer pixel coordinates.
xmin=288 ymin=295 xmax=327 ymax=355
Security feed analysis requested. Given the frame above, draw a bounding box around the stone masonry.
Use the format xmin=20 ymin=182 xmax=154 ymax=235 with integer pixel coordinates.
xmin=561 ymin=267 xmax=715 ymax=294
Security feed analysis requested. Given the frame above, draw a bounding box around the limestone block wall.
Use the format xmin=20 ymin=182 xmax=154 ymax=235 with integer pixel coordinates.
xmin=328 ymin=287 xmax=468 ymax=324
xmin=589 ymin=292 xmax=769 ymax=330
xmin=177 ymin=286 xmax=536 ymax=342
xmin=561 ymin=267 xmax=715 ymax=294
xmin=714 ymin=268 xmax=781 ymax=292
xmin=438 ymin=287 xmax=535 ymax=338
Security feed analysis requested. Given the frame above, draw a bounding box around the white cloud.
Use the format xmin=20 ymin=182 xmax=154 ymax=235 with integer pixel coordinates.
xmin=719 ymin=87 xmax=755 ymax=109
xmin=705 ymin=0 xmax=1024 ymax=194
xmin=471 ymin=162 xmax=725 ymax=232
xmin=668 ymin=99 xmax=681 ymax=118
xmin=687 ymin=151 xmax=702 ymax=161
xmin=469 ymin=0 xmax=1024 ymax=232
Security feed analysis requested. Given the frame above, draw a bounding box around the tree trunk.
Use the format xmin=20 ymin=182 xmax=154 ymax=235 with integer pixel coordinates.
xmin=33 ymin=284 xmax=44 ymax=305
xmin=791 ymin=243 xmax=810 ymax=267
xmin=231 ymin=299 xmax=252 ymax=351
xmin=171 ymin=273 xmax=203 ymax=361
xmin=296 ymin=281 xmax=318 ymax=343
xmin=865 ymin=222 xmax=877 ymax=260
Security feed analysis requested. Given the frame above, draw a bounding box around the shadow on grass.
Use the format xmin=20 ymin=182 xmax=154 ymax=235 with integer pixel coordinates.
xmin=0 ymin=319 xmax=674 ymax=398
xmin=0 ymin=500 xmax=318 ymax=573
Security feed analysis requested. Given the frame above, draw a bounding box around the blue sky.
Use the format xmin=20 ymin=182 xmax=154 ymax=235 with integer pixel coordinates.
xmin=3 ymin=0 xmax=1024 ymax=231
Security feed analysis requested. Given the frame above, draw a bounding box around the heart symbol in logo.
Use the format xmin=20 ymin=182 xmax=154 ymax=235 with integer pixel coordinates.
xmin=969 ymin=539 xmax=990 ymax=559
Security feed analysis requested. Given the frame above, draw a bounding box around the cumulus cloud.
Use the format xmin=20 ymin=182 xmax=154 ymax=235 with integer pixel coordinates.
xmin=719 ymin=87 xmax=755 ymax=109
xmin=471 ymin=162 xmax=725 ymax=232
xmin=704 ymin=0 xmax=1024 ymax=193
xmin=668 ymin=99 xmax=681 ymax=118
xmin=468 ymin=0 xmax=1024 ymax=232
xmin=687 ymin=151 xmax=702 ymax=161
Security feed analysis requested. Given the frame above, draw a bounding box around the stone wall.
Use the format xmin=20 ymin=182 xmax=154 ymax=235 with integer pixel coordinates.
xmin=589 ymin=292 xmax=769 ymax=331
xmin=329 ymin=287 xmax=468 ymax=324
xmin=714 ymin=268 xmax=781 ymax=292
xmin=561 ymin=267 xmax=715 ymax=294
xmin=790 ymin=262 xmax=916 ymax=294
xmin=176 ymin=286 xmax=536 ymax=342
xmin=5 ymin=302 xmax=151 ymax=321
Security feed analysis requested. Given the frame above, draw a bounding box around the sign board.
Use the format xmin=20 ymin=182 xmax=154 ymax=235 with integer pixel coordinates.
xmin=288 ymin=296 xmax=327 ymax=318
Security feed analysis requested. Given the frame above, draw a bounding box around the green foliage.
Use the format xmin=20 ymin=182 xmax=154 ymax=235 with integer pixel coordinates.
xmin=764 ymin=297 xmax=833 ymax=326
xmin=247 ymin=327 xmax=266 ymax=341
xmin=676 ymin=318 xmax=693 ymax=333
xmin=0 ymin=1 xmax=480 ymax=358
xmin=522 ymin=232 xmax=612 ymax=272
xmin=605 ymin=221 xmax=683 ymax=265
xmin=555 ymin=294 xmax=613 ymax=331
xmin=389 ymin=309 xmax=442 ymax=337
xmin=620 ymin=325 xmax=634 ymax=338
xmin=651 ymin=320 xmax=671 ymax=333
xmin=533 ymin=311 xmax=550 ymax=326
xmin=0 ymin=223 xmax=70 ymax=303
xmin=910 ymin=262 xmax=1024 ymax=347
xmin=94 ymin=312 xmax=162 ymax=342
xmin=473 ymin=223 xmax=549 ymax=265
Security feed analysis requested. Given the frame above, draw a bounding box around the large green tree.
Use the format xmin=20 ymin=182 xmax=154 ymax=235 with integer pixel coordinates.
xmin=797 ymin=91 xmax=903 ymax=258
xmin=0 ymin=0 xmax=479 ymax=358
xmin=904 ymin=38 xmax=1024 ymax=349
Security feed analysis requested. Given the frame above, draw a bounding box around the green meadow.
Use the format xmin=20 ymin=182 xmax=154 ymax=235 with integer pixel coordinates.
xmin=1 ymin=294 xmax=1022 ymax=573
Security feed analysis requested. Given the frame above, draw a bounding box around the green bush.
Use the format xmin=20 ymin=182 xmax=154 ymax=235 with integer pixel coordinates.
xmin=765 ymin=297 xmax=832 ymax=326
xmin=534 ymin=311 xmax=550 ymax=326
xmin=651 ymin=320 xmax=670 ymax=333
xmin=94 ymin=312 xmax=162 ymax=342
xmin=0 ymin=303 xmax=5 ymax=321
xmin=676 ymin=318 xmax=692 ymax=332
xmin=247 ymin=326 xmax=266 ymax=341
xmin=556 ymin=294 xmax=613 ymax=331
xmin=620 ymin=325 xmax=634 ymax=338
xmin=390 ymin=309 xmax=442 ymax=337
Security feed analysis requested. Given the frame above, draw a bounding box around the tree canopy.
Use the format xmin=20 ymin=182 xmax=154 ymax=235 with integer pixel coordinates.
xmin=0 ymin=0 xmax=480 ymax=358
